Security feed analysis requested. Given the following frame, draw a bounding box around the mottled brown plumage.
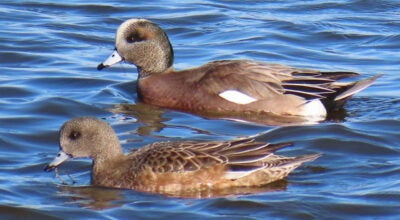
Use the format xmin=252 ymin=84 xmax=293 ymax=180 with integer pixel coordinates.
xmin=98 ymin=19 xmax=381 ymax=122
xmin=44 ymin=117 xmax=320 ymax=196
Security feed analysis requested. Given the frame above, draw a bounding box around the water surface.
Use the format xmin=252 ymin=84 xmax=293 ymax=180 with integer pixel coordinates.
xmin=1 ymin=0 xmax=400 ymax=219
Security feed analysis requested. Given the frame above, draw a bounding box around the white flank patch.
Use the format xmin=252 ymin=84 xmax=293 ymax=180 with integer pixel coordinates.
xmin=301 ymin=99 xmax=327 ymax=120
xmin=219 ymin=90 xmax=257 ymax=105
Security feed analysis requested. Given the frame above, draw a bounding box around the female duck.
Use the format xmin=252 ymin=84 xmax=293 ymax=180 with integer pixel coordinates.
xmin=44 ymin=117 xmax=319 ymax=196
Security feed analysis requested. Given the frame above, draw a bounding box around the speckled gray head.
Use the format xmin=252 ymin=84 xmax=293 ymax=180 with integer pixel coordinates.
xmin=97 ymin=18 xmax=174 ymax=76
xmin=44 ymin=117 xmax=122 ymax=172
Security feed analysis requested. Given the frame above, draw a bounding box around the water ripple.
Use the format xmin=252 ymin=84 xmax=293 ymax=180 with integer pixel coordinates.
xmin=1 ymin=0 xmax=399 ymax=219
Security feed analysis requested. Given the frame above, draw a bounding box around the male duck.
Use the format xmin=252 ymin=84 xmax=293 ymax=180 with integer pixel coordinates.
xmin=98 ymin=19 xmax=380 ymax=121
xmin=44 ymin=117 xmax=320 ymax=196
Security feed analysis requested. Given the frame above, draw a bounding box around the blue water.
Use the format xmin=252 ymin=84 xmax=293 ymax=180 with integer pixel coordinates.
xmin=1 ymin=0 xmax=400 ymax=219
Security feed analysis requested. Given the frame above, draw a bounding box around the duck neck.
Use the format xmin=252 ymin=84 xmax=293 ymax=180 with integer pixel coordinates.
xmin=91 ymin=148 xmax=125 ymax=186
xmin=137 ymin=67 xmax=151 ymax=78
xmin=137 ymin=66 xmax=174 ymax=79
xmin=91 ymin=135 xmax=124 ymax=174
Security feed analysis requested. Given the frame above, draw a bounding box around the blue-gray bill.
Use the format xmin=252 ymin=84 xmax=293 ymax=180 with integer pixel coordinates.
xmin=97 ymin=49 xmax=123 ymax=71
xmin=44 ymin=150 xmax=70 ymax=172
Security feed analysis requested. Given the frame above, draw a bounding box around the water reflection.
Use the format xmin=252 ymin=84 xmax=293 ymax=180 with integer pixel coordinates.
xmin=110 ymin=102 xmax=169 ymax=136
xmin=57 ymin=180 xmax=288 ymax=210
xmin=111 ymin=102 xmax=347 ymax=128
xmin=111 ymin=102 xmax=222 ymax=139
xmin=58 ymin=185 xmax=124 ymax=210
xmin=163 ymin=180 xmax=288 ymax=199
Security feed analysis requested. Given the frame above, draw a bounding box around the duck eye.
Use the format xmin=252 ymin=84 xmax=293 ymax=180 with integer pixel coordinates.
xmin=126 ymin=33 xmax=144 ymax=43
xmin=69 ymin=131 xmax=81 ymax=140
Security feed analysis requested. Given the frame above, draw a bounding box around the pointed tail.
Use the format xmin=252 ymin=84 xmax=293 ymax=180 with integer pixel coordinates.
xmin=324 ymin=74 xmax=382 ymax=110
xmin=334 ymin=74 xmax=382 ymax=101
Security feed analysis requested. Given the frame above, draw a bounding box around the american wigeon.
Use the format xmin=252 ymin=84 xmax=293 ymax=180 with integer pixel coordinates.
xmin=44 ymin=117 xmax=320 ymax=196
xmin=97 ymin=18 xmax=381 ymax=122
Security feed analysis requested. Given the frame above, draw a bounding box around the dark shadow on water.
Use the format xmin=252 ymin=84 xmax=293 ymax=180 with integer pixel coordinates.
xmin=325 ymin=107 xmax=348 ymax=122
xmin=0 ymin=205 xmax=62 ymax=220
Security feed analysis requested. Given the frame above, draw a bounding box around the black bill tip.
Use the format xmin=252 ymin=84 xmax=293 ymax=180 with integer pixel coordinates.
xmin=97 ymin=63 xmax=107 ymax=71
xmin=44 ymin=164 xmax=56 ymax=172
